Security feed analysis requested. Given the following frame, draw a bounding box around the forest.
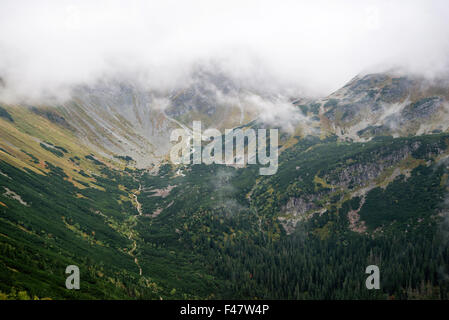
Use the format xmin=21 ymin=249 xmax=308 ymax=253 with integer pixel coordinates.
xmin=0 ymin=133 xmax=449 ymax=299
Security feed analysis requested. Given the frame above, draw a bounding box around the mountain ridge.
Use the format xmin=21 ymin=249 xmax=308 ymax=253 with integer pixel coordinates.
xmin=1 ymin=70 xmax=449 ymax=299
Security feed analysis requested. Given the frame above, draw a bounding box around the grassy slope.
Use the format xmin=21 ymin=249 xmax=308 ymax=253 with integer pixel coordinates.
xmin=1 ymin=103 xmax=449 ymax=299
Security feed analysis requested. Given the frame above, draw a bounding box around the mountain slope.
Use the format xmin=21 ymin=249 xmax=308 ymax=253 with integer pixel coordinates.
xmin=1 ymin=71 xmax=449 ymax=299
xmin=310 ymin=73 xmax=449 ymax=140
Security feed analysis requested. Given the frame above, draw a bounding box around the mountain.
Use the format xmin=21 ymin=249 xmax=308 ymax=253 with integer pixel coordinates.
xmin=57 ymin=68 xmax=262 ymax=168
xmin=0 ymin=71 xmax=449 ymax=299
xmin=308 ymin=73 xmax=449 ymax=140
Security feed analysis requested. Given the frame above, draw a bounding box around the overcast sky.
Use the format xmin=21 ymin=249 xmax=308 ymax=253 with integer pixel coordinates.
xmin=1 ymin=0 xmax=449 ymax=102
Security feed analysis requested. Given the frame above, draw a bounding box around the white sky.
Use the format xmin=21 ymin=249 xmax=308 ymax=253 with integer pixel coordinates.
xmin=1 ymin=0 xmax=449 ymax=102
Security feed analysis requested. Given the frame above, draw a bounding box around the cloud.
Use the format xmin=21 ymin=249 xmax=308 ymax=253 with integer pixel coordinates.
xmin=1 ymin=0 xmax=449 ymax=103
xmin=241 ymin=94 xmax=304 ymax=133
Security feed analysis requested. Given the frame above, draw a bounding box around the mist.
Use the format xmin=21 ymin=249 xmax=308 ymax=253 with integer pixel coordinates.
xmin=1 ymin=0 xmax=449 ymax=103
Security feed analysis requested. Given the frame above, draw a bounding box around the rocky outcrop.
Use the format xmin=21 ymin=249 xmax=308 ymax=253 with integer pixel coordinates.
xmin=326 ymin=145 xmax=417 ymax=189
xmin=317 ymin=73 xmax=449 ymax=140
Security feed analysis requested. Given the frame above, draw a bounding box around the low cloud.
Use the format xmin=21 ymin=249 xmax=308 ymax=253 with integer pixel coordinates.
xmin=1 ymin=0 xmax=449 ymax=103
xmin=241 ymin=94 xmax=303 ymax=133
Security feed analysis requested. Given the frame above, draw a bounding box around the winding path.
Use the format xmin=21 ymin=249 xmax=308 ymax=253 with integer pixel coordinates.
xmin=133 ymin=183 xmax=143 ymax=216
xmin=128 ymin=236 xmax=142 ymax=276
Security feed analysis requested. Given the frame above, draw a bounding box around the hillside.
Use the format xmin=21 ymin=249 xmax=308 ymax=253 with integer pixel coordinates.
xmin=1 ymin=72 xmax=449 ymax=299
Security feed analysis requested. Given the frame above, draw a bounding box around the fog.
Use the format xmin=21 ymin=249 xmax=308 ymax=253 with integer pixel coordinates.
xmin=1 ymin=0 xmax=449 ymax=103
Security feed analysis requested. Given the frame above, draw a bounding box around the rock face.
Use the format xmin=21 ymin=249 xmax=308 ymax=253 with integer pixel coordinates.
xmin=317 ymin=73 xmax=449 ymax=140
xmin=60 ymin=81 xmax=177 ymax=168
xmin=56 ymin=68 xmax=261 ymax=168
xmin=325 ymin=144 xmax=418 ymax=189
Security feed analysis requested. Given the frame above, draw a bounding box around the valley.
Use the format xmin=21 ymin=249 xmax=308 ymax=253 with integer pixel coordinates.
xmin=0 ymin=72 xmax=449 ymax=299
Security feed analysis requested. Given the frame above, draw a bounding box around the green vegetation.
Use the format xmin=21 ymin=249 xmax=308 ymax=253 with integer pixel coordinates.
xmin=359 ymin=164 xmax=445 ymax=230
xmin=85 ymin=155 xmax=104 ymax=166
xmin=114 ymin=155 xmax=134 ymax=162
xmin=0 ymin=106 xmax=13 ymax=122
xmin=21 ymin=149 xmax=39 ymax=164
xmin=1 ymin=132 xmax=449 ymax=299
xmin=40 ymin=143 xmax=64 ymax=158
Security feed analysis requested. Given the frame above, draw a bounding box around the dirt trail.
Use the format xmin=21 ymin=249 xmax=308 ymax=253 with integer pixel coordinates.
xmin=128 ymin=236 xmax=142 ymax=276
xmin=127 ymin=175 xmax=145 ymax=276
xmin=129 ymin=177 xmax=144 ymax=275
xmin=133 ymin=183 xmax=143 ymax=216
